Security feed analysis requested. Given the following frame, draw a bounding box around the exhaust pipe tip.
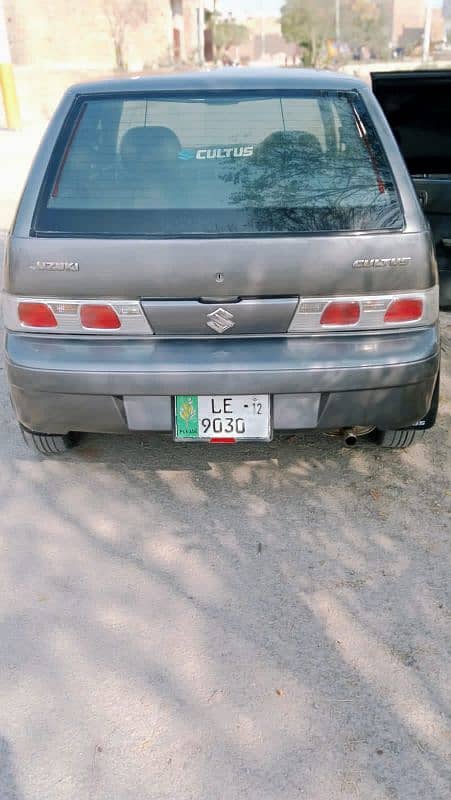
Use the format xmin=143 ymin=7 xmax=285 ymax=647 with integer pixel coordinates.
xmin=343 ymin=429 xmax=358 ymax=447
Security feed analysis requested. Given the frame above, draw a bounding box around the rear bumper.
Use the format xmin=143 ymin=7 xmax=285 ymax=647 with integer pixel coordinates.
xmin=5 ymin=328 xmax=440 ymax=435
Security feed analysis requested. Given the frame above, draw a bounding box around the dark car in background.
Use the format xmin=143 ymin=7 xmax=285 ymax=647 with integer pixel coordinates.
xmin=372 ymin=69 xmax=451 ymax=308
xmin=2 ymin=69 xmax=440 ymax=454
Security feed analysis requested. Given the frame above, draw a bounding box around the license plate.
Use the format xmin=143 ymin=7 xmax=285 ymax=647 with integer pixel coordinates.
xmin=174 ymin=395 xmax=271 ymax=441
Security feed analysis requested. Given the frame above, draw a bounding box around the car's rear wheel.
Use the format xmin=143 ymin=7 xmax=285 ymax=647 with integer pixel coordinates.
xmin=375 ymin=373 xmax=439 ymax=449
xmin=20 ymin=425 xmax=80 ymax=455
xmin=375 ymin=428 xmax=424 ymax=449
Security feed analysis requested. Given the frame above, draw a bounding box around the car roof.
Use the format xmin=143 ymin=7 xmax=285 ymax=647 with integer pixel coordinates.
xmin=67 ymin=67 xmax=368 ymax=96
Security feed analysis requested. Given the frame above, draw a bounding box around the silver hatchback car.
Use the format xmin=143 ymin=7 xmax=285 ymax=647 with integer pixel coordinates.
xmin=2 ymin=69 xmax=440 ymax=454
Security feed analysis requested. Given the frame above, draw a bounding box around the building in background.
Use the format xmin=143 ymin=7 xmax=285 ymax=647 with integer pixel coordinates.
xmin=446 ymin=0 xmax=451 ymax=36
xmin=3 ymin=0 xmax=202 ymax=70
xmin=170 ymin=0 xmax=201 ymax=63
xmin=390 ymin=0 xmax=445 ymax=49
xmin=228 ymin=3 xmax=447 ymax=65
xmin=4 ymin=1 xmax=449 ymax=72
xmin=226 ymin=15 xmax=298 ymax=65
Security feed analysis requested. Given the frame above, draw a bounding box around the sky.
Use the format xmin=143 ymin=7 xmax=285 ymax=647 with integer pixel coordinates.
xmin=218 ymin=0 xmax=283 ymax=20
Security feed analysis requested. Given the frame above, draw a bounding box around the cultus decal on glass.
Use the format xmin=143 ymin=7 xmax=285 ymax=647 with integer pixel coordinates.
xmin=178 ymin=146 xmax=254 ymax=161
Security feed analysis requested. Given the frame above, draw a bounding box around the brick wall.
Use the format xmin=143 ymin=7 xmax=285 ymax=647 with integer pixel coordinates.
xmin=4 ymin=0 xmax=199 ymax=68
xmin=392 ymin=0 xmax=445 ymax=46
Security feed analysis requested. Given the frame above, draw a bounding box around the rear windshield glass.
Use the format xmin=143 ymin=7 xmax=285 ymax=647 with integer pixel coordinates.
xmin=34 ymin=90 xmax=403 ymax=236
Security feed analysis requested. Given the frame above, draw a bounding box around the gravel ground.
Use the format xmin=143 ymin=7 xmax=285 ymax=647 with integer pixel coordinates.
xmin=0 ymin=130 xmax=450 ymax=799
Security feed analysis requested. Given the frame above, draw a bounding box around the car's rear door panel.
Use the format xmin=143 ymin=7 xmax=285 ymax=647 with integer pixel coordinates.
xmin=372 ymin=70 xmax=451 ymax=305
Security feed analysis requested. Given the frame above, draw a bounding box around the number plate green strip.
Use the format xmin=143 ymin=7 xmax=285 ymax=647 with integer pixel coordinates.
xmin=175 ymin=396 xmax=199 ymax=439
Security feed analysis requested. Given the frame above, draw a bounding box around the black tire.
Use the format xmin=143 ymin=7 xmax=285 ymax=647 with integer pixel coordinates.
xmin=375 ymin=428 xmax=425 ymax=449
xmin=20 ymin=425 xmax=79 ymax=456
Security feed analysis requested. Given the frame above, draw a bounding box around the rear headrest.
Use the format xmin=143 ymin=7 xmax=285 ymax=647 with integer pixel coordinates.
xmin=120 ymin=126 xmax=181 ymax=168
xmin=257 ymin=131 xmax=324 ymax=166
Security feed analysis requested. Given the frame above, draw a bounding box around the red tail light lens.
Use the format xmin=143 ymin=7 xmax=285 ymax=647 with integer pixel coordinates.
xmin=384 ymin=298 xmax=423 ymax=324
xmin=80 ymin=305 xmax=121 ymax=329
xmin=18 ymin=302 xmax=57 ymax=328
xmin=320 ymin=301 xmax=360 ymax=326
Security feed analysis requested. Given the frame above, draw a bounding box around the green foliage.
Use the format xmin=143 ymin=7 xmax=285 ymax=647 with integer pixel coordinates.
xmin=281 ymin=0 xmax=389 ymax=63
xmin=213 ymin=20 xmax=249 ymax=56
xmin=280 ymin=0 xmax=334 ymax=66
xmin=345 ymin=0 xmax=385 ymax=49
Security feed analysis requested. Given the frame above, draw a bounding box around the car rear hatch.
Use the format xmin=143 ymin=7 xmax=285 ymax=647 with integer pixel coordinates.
xmin=5 ymin=85 xmax=436 ymax=334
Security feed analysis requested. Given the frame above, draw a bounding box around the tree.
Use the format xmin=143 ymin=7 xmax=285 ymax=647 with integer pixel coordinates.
xmin=347 ymin=0 xmax=383 ymax=50
xmin=103 ymin=0 xmax=148 ymax=71
xmin=335 ymin=0 xmax=390 ymax=58
xmin=280 ymin=0 xmax=334 ymax=67
xmin=212 ymin=18 xmax=249 ymax=61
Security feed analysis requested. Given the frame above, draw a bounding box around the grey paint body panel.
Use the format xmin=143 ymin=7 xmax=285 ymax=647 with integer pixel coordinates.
xmin=142 ymin=298 xmax=298 ymax=335
xmin=5 ymin=326 xmax=439 ymax=435
xmin=124 ymin=395 xmax=172 ymax=431
xmin=124 ymin=394 xmax=321 ymax=431
xmin=5 ymin=232 xmax=437 ymax=300
xmin=6 ymin=327 xmax=439 ymax=395
xmin=9 ymin=383 xmax=435 ymax=435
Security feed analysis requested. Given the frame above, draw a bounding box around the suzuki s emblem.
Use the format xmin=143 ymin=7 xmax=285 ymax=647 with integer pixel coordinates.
xmin=206 ymin=307 xmax=235 ymax=333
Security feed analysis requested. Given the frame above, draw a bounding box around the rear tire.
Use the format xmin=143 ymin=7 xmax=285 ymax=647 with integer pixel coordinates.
xmin=375 ymin=428 xmax=424 ymax=449
xmin=20 ymin=425 xmax=80 ymax=456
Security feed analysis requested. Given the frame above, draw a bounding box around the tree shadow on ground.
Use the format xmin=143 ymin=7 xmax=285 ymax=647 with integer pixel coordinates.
xmin=0 ymin=736 xmax=23 ymax=800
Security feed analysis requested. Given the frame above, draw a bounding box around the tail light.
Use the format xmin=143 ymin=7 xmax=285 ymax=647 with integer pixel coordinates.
xmin=384 ymin=298 xmax=423 ymax=324
xmin=3 ymin=287 xmax=438 ymax=336
xmin=3 ymin=296 xmax=152 ymax=334
xmin=320 ymin=301 xmax=360 ymax=326
xmin=289 ymin=286 xmax=438 ymax=333
xmin=80 ymin=304 xmax=121 ymax=330
xmin=18 ymin=302 xmax=57 ymax=328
